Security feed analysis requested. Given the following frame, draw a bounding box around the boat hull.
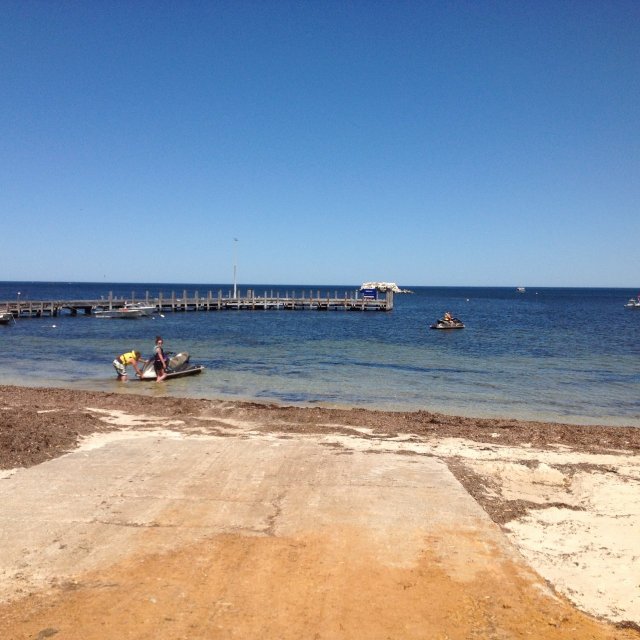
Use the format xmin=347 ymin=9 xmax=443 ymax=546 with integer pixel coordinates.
xmin=140 ymin=352 xmax=204 ymax=381
xmin=139 ymin=365 xmax=204 ymax=381
xmin=124 ymin=303 xmax=156 ymax=316
xmin=430 ymin=321 xmax=465 ymax=330
xmin=94 ymin=309 xmax=143 ymax=319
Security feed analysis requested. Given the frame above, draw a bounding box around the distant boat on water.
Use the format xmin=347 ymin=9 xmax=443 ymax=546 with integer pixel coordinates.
xmin=516 ymin=287 xmax=526 ymax=293
xmin=624 ymin=295 xmax=640 ymax=309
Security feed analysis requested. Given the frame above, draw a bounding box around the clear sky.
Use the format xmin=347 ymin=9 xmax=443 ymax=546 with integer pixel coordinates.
xmin=1 ymin=1 xmax=638 ymax=287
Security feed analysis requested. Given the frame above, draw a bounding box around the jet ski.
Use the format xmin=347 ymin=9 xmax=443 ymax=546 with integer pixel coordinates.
xmin=140 ymin=352 xmax=204 ymax=380
xmin=430 ymin=317 xmax=465 ymax=330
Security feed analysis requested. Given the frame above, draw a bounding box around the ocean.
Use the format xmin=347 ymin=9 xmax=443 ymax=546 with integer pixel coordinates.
xmin=0 ymin=281 xmax=638 ymax=427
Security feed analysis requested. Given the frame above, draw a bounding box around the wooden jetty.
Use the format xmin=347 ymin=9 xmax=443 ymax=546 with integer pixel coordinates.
xmin=0 ymin=288 xmax=393 ymax=318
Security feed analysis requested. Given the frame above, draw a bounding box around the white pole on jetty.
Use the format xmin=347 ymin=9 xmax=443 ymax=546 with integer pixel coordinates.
xmin=233 ymin=237 xmax=238 ymax=299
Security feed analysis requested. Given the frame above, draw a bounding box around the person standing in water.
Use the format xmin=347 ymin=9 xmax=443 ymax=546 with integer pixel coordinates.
xmin=153 ymin=336 xmax=168 ymax=381
xmin=113 ymin=350 xmax=144 ymax=381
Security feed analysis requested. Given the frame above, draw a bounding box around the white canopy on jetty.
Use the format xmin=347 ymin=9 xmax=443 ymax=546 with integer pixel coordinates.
xmin=360 ymin=282 xmax=410 ymax=293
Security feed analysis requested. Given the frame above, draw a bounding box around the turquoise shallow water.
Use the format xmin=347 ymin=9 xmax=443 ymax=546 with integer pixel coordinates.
xmin=0 ymin=282 xmax=639 ymax=426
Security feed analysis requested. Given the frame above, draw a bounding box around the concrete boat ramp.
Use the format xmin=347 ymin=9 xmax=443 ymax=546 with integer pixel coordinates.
xmin=0 ymin=413 xmax=632 ymax=639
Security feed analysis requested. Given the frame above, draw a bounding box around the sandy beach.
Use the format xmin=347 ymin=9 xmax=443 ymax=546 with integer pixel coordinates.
xmin=0 ymin=384 xmax=638 ymax=639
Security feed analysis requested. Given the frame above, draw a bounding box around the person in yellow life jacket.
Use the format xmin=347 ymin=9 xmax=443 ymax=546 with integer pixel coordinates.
xmin=113 ymin=350 xmax=143 ymax=380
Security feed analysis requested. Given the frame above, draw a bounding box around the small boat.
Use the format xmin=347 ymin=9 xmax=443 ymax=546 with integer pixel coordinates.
xmin=516 ymin=287 xmax=526 ymax=293
xmin=0 ymin=311 xmax=14 ymax=325
xmin=140 ymin=352 xmax=204 ymax=380
xmin=94 ymin=307 xmax=143 ymax=319
xmin=123 ymin=302 xmax=156 ymax=316
xmin=430 ymin=317 xmax=465 ymax=330
xmin=624 ymin=296 xmax=640 ymax=309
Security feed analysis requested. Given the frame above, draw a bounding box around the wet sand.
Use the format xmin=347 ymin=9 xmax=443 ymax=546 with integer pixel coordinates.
xmin=0 ymin=385 xmax=638 ymax=639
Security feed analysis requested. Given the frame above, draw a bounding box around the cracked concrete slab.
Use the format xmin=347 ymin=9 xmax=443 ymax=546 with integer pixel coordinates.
xmin=0 ymin=429 xmax=518 ymax=600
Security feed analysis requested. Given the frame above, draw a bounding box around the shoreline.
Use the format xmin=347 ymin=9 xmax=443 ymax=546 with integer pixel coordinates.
xmin=2 ymin=383 xmax=640 ymax=468
xmin=3 ymin=376 xmax=640 ymax=429
xmin=1 ymin=384 xmax=639 ymax=636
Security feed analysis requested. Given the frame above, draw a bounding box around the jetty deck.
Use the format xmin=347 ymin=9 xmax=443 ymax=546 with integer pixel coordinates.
xmin=0 ymin=288 xmax=393 ymax=318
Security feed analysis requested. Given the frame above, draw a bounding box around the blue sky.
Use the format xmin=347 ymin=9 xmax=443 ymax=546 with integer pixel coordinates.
xmin=1 ymin=1 xmax=638 ymax=287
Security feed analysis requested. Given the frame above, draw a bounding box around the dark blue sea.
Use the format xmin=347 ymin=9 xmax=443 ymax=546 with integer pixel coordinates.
xmin=1 ymin=281 xmax=639 ymax=427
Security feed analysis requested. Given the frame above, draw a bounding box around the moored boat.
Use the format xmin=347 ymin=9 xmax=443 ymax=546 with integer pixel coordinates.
xmin=123 ymin=302 xmax=156 ymax=316
xmin=0 ymin=311 xmax=14 ymax=325
xmin=94 ymin=307 xmax=143 ymax=319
